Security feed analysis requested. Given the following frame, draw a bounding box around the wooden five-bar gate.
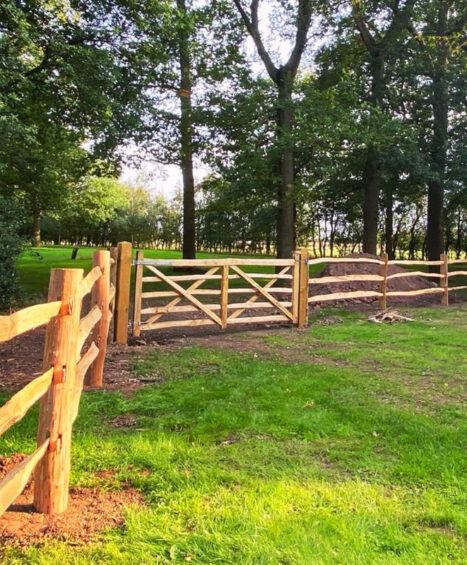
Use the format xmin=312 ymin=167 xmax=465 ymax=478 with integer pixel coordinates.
xmin=131 ymin=249 xmax=310 ymax=335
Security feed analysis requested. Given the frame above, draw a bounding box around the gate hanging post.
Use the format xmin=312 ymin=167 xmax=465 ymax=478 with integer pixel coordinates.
xmin=133 ymin=250 xmax=144 ymax=337
xmin=114 ymin=241 xmax=132 ymax=344
xmin=440 ymin=253 xmax=449 ymax=306
xmin=298 ymin=247 xmax=309 ymax=328
xmin=379 ymin=253 xmax=389 ymax=310
xmin=34 ymin=268 xmax=83 ymax=514
xmin=88 ymin=250 xmax=111 ymax=387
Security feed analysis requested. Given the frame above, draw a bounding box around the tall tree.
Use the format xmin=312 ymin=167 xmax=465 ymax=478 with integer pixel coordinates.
xmin=350 ymin=0 xmax=416 ymax=254
xmin=408 ymin=0 xmax=466 ymax=261
xmin=233 ymin=0 xmax=313 ymax=257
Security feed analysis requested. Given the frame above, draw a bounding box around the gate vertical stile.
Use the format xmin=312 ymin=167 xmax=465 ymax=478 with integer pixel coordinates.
xmin=221 ymin=265 xmax=229 ymax=329
xmin=298 ymin=247 xmax=309 ymax=328
xmin=292 ymin=250 xmax=301 ymax=325
xmin=132 ymin=250 xmax=144 ymax=337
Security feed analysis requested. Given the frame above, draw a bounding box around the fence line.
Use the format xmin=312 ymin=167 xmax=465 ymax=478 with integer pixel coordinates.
xmin=0 ymin=248 xmax=116 ymax=517
xmin=127 ymin=249 xmax=466 ymax=339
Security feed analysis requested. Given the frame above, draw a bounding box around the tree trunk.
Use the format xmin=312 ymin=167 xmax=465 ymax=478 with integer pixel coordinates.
xmin=33 ymin=210 xmax=41 ymax=247
xmin=384 ymin=185 xmax=394 ymax=259
xmin=362 ymin=147 xmax=380 ymax=254
xmin=426 ymin=24 xmax=448 ymax=262
xmin=276 ymin=81 xmax=295 ymax=258
xmin=362 ymin=49 xmax=385 ymax=255
xmin=178 ymin=0 xmax=196 ymax=260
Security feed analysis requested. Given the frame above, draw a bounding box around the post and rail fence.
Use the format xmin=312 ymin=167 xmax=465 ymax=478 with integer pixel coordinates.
xmin=129 ymin=249 xmax=466 ymax=339
xmin=0 ymin=249 xmax=116 ymax=517
xmin=0 ymin=242 xmax=465 ymax=519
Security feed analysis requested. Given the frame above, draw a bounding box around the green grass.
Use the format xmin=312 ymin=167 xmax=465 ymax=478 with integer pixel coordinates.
xmin=1 ymin=307 xmax=466 ymax=563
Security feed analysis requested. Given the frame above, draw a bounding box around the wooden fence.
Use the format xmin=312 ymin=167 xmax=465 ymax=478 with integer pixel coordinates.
xmin=0 ymin=249 xmax=115 ymax=517
xmin=307 ymin=253 xmax=467 ymax=310
xmin=128 ymin=249 xmax=467 ymax=338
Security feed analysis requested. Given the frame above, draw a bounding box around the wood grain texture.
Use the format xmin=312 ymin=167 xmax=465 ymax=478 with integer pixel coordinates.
xmin=0 ymin=439 xmax=49 ymax=517
xmin=308 ymin=290 xmax=383 ymax=303
xmin=0 ymin=368 xmax=53 ymax=437
xmin=80 ymin=266 xmax=102 ymax=298
xmin=114 ymin=241 xmax=132 ymax=344
xmin=88 ymin=250 xmax=111 ymax=386
xmin=0 ymin=301 xmax=62 ymax=343
xmin=78 ymin=304 xmax=102 ymax=353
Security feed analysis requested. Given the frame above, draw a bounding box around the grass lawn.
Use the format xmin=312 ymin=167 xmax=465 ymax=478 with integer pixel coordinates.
xmin=1 ymin=307 xmax=466 ymax=563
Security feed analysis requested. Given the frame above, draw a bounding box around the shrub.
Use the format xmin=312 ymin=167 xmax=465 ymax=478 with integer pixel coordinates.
xmin=0 ymin=198 xmax=25 ymax=310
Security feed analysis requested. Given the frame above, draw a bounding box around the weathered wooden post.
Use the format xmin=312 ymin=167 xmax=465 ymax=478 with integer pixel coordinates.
xmin=440 ymin=253 xmax=449 ymax=306
xmin=379 ymin=253 xmax=389 ymax=310
xmin=107 ymin=246 xmax=118 ymax=344
xmin=132 ymin=250 xmax=144 ymax=337
xmin=34 ymin=268 xmax=83 ymax=513
xmin=298 ymin=247 xmax=309 ymax=328
xmin=88 ymin=250 xmax=111 ymax=387
xmin=114 ymin=241 xmax=132 ymax=344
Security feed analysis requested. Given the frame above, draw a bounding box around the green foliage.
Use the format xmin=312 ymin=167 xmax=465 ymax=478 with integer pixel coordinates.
xmin=0 ymin=198 xmax=24 ymax=310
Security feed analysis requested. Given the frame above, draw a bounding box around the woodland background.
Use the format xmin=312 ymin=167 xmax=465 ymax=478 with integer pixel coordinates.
xmin=1 ymin=0 xmax=466 ymax=307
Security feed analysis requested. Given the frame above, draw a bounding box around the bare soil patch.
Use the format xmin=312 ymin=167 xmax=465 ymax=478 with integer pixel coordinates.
xmin=0 ymin=329 xmax=147 ymax=395
xmin=0 ymin=454 xmax=144 ymax=548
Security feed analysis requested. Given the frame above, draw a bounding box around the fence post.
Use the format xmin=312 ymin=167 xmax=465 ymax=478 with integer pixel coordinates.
xmin=298 ymin=247 xmax=309 ymax=328
xmin=379 ymin=253 xmax=389 ymax=310
xmin=107 ymin=246 xmax=118 ymax=344
xmin=34 ymin=268 xmax=83 ymax=514
xmin=220 ymin=265 xmax=229 ymax=329
xmin=114 ymin=241 xmax=132 ymax=344
xmin=132 ymin=250 xmax=144 ymax=337
xmin=440 ymin=253 xmax=449 ymax=306
xmin=292 ymin=250 xmax=301 ymax=325
xmin=87 ymin=250 xmax=111 ymax=387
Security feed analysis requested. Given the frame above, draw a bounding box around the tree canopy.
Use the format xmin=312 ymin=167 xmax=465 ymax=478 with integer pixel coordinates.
xmin=0 ymin=0 xmax=465 ymax=262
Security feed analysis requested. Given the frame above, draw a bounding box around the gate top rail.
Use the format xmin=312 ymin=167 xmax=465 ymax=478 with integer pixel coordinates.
xmin=133 ymin=258 xmax=295 ymax=267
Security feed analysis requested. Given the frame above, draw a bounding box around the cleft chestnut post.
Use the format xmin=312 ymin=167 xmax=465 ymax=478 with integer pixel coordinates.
xmin=88 ymin=250 xmax=111 ymax=387
xmin=34 ymin=268 xmax=83 ymax=514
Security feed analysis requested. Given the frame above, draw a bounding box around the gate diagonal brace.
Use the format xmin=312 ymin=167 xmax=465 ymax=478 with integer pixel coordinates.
xmin=145 ymin=265 xmax=223 ymax=327
xmin=230 ymin=266 xmax=294 ymax=321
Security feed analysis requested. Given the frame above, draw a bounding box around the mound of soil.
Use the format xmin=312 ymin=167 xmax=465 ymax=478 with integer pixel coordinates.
xmin=0 ymin=453 xmax=144 ymax=547
xmin=309 ymin=253 xmax=444 ymax=306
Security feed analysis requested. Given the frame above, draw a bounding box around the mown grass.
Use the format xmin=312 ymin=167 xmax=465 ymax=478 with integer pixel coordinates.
xmin=1 ymin=307 xmax=466 ymax=564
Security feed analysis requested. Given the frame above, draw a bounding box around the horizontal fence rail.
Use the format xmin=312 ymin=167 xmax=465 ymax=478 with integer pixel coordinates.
xmin=0 ymin=247 xmax=117 ymax=519
xmin=306 ymin=253 xmax=467 ymax=309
